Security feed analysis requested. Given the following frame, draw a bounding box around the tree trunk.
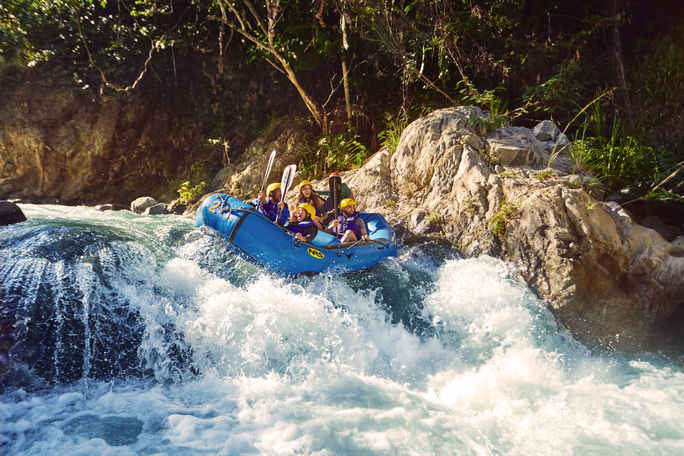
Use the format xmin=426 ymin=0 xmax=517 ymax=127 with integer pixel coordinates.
xmin=611 ymin=0 xmax=633 ymax=125
xmin=340 ymin=4 xmax=352 ymax=122
xmin=279 ymin=56 xmax=329 ymax=133
xmin=342 ymin=59 xmax=352 ymax=122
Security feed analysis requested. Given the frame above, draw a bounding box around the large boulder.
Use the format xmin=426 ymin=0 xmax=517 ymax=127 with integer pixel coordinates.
xmin=131 ymin=196 xmax=158 ymax=214
xmin=346 ymin=107 xmax=684 ymax=352
xmin=0 ymin=200 xmax=26 ymax=225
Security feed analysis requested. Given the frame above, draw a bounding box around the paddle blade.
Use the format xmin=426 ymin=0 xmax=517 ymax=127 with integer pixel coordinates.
xmin=261 ymin=149 xmax=277 ymax=193
xmin=329 ymin=174 xmax=342 ymax=218
xmin=281 ymin=164 xmax=297 ymax=196
xmin=277 ymin=164 xmax=297 ymax=223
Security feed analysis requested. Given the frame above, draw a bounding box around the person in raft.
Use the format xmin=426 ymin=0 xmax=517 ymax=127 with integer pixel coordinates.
xmin=296 ymin=180 xmax=325 ymax=215
xmin=253 ymin=182 xmax=290 ymax=226
xmin=286 ymin=203 xmax=319 ymax=243
xmin=320 ymin=172 xmax=355 ymax=214
xmin=329 ymin=198 xmax=370 ymax=243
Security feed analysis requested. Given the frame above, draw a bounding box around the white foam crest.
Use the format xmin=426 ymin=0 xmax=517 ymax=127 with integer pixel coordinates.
xmin=171 ymin=263 xmax=457 ymax=385
xmin=180 ymin=273 xmax=377 ymax=379
xmin=423 ymin=256 xmax=551 ymax=360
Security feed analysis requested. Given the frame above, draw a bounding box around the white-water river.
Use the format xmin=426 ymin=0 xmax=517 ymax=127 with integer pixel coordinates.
xmin=1 ymin=205 xmax=682 ymax=455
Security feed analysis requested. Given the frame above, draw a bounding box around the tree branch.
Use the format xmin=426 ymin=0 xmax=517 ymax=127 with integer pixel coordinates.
xmin=74 ymin=14 xmax=155 ymax=92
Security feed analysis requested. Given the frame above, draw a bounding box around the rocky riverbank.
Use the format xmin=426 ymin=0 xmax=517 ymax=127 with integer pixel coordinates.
xmin=5 ymin=102 xmax=682 ymax=354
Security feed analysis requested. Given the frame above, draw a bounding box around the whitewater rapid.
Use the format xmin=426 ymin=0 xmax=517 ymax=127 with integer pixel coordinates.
xmin=1 ymin=205 xmax=682 ymax=455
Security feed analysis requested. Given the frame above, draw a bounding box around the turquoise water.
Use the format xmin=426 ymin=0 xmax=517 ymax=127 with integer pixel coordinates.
xmin=1 ymin=204 xmax=683 ymax=455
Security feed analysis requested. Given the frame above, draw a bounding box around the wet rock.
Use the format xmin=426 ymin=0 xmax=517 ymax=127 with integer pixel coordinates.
xmin=94 ymin=204 xmax=128 ymax=212
xmin=0 ymin=200 xmax=26 ymax=225
xmin=143 ymin=203 xmax=168 ymax=215
xmin=131 ymin=197 xmax=157 ymax=214
xmin=166 ymin=199 xmax=187 ymax=215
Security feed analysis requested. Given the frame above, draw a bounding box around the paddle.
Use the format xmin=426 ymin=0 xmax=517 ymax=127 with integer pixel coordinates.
xmin=257 ymin=150 xmax=276 ymax=211
xmin=277 ymin=164 xmax=297 ymax=223
xmin=329 ymin=174 xmax=342 ymax=219
xmin=260 ymin=149 xmax=277 ymax=194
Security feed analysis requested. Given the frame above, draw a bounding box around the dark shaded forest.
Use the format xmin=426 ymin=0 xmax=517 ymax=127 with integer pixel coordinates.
xmin=1 ymin=0 xmax=682 ymax=200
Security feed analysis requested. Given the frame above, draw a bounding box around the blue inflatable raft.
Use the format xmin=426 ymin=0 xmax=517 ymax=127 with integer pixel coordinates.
xmin=195 ymin=194 xmax=398 ymax=275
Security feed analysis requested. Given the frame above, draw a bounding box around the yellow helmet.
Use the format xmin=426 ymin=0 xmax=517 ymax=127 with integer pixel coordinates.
xmin=298 ymin=180 xmax=312 ymax=191
xmin=340 ymin=198 xmax=356 ymax=209
xmin=297 ymin=203 xmax=316 ymax=220
xmin=266 ymin=183 xmax=281 ymax=196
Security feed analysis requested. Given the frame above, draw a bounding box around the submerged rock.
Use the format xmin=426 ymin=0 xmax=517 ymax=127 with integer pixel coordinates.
xmin=94 ymin=203 xmax=128 ymax=212
xmin=166 ymin=199 xmax=187 ymax=215
xmin=0 ymin=200 xmax=26 ymax=225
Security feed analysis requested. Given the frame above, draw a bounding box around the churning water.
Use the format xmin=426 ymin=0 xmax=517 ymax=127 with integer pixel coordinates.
xmin=1 ymin=205 xmax=683 ymax=455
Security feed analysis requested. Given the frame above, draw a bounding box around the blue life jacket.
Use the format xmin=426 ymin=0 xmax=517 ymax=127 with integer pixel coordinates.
xmin=253 ymin=198 xmax=289 ymax=226
xmin=286 ymin=220 xmax=318 ymax=242
xmin=334 ymin=211 xmax=362 ymax=239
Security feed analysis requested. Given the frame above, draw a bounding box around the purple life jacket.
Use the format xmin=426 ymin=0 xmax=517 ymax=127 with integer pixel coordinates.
xmin=334 ymin=211 xmax=362 ymax=239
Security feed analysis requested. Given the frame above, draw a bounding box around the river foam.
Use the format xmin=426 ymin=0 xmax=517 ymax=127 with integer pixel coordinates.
xmin=1 ymin=205 xmax=683 ymax=455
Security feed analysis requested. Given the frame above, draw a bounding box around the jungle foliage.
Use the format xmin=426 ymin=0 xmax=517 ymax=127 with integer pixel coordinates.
xmin=1 ymin=0 xmax=682 ymax=196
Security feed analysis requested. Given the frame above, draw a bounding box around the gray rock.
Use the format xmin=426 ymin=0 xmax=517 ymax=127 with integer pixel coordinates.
xmin=540 ymin=138 xmax=570 ymax=154
xmin=532 ymin=120 xmax=562 ymax=142
xmin=486 ymin=126 xmax=547 ymax=167
xmin=143 ymin=203 xmax=169 ymax=215
xmin=131 ymin=196 xmax=157 ymax=214
xmin=0 ymin=200 xmax=26 ymax=225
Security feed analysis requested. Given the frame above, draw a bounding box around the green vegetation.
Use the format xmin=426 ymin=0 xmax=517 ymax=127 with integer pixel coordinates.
xmin=378 ymin=112 xmax=408 ymax=156
xmin=534 ymin=170 xmax=554 ymax=181
xmin=177 ymin=181 xmax=206 ymax=205
xmin=1 ymin=1 xmax=681 ymax=200
xmin=490 ymin=196 xmax=518 ymax=237
xmin=297 ymin=133 xmax=368 ymax=179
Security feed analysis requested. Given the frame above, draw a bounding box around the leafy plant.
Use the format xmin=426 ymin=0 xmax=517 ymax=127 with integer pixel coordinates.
xmin=177 ymin=180 xmax=206 ymax=205
xmin=534 ymin=169 xmax=553 ymax=180
xmin=645 ymin=188 xmax=683 ymax=201
xmin=519 ymin=61 xmax=586 ymax=120
xmin=629 ymin=29 xmax=684 ymax=152
xmin=490 ymin=196 xmax=518 ymax=237
xmin=459 ymin=83 xmax=509 ymax=132
xmin=298 ymin=133 xmax=368 ymax=179
xmin=569 ymin=106 xmax=671 ymax=193
xmin=377 ymin=111 xmax=408 ymax=155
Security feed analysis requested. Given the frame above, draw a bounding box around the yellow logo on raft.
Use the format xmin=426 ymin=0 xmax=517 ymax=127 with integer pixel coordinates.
xmin=307 ymin=248 xmax=324 ymax=259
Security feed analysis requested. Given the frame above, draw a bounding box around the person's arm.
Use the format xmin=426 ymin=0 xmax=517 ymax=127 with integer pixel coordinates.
xmin=277 ymin=203 xmax=290 ymax=226
xmin=356 ymin=218 xmax=369 ymax=240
